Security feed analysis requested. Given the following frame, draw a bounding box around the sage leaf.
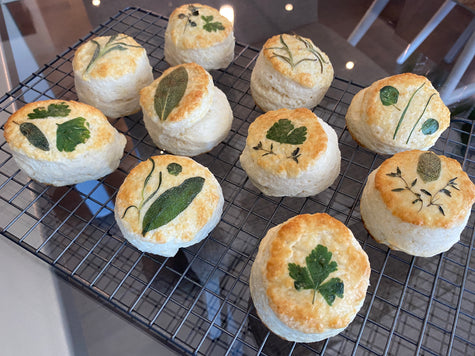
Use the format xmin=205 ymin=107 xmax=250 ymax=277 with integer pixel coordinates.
xmin=154 ymin=66 xmax=188 ymax=121
xmin=19 ymin=122 xmax=49 ymax=151
xmin=56 ymin=117 xmax=91 ymax=152
xmin=266 ymin=119 xmax=307 ymax=145
xmin=28 ymin=102 xmax=70 ymax=119
xmin=142 ymin=176 xmax=205 ymax=235
xmin=380 ymin=86 xmax=399 ymax=106
xmin=421 ymin=118 xmax=439 ymax=135
xmin=417 ymin=151 xmax=441 ymax=183
xmin=167 ymin=163 xmax=182 ymax=176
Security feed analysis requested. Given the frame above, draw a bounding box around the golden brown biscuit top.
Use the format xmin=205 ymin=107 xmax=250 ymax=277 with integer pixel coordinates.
xmin=246 ymin=108 xmax=328 ymax=178
xmin=4 ymin=100 xmax=116 ymax=160
xmin=140 ymin=63 xmax=212 ymax=123
xmin=167 ymin=3 xmax=233 ymax=49
xmin=265 ymin=213 xmax=370 ymax=333
xmin=363 ymin=73 xmax=450 ymax=146
xmin=262 ymin=34 xmax=332 ymax=88
xmin=73 ymin=33 xmax=147 ymax=79
xmin=375 ymin=150 xmax=475 ymax=228
xmin=115 ymin=155 xmax=221 ymax=242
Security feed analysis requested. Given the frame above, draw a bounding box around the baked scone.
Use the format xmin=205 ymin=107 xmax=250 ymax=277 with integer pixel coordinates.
xmin=250 ymin=33 xmax=334 ymax=112
xmin=250 ymin=213 xmax=370 ymax=342
xmin=73 ymin=33 xmax=153 ymax=119
xmin=239 ymin=108 xmax=340 ymax=197
xmin=360 ymin=150 xmax=475 ymax=257
xmin=3 ymin=100 xmax=126 ymax=186
xmin=165 ymin=3 xmax=235 ymax=70
xmin=345 ymin=73 xmax=450 ymax=155
xmin=114 ymin=155 xmax=224 ymax=257
xmin=140 ymin=62 xmax=233 ymax=156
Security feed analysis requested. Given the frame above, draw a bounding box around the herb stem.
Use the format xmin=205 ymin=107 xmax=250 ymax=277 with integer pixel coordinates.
xmin=393 ymin=82 xmax=425 ymax=140
xmin=405 ymin=93 xmax=436 ymax=144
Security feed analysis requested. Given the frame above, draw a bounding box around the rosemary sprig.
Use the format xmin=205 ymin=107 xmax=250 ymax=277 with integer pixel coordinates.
xmin=265 ymin=34 xmax=327 ymax=72
xmin=85 ymin=34 xmax=142 ymax=74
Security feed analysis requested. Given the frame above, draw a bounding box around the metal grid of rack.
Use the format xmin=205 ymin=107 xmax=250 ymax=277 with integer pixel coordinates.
xmin=0 ymin=7 xmax=474 ymax=356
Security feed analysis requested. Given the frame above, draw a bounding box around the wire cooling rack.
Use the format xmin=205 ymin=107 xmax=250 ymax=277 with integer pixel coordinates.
xmin=1 ymin=7 xmax=474 ymax=356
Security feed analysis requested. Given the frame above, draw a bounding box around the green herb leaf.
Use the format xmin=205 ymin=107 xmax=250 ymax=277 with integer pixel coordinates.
xmin=167 ymin=163 xmax=182 ymax=176
xmin=266 ymin=119 xmax=307 ymax=145
xmin=19 ymin=122 xmax=49 ymax=151
xmin=417 ymin=151 xmax=441 ymax=183
xmin=85 ymin=35 xmax=142 ymax=74
xmin=56 ymin=117 xmax=91 ymax=152
xmin=142 ymin=176 xmax=205 ymax=235
xmin=27 ymin=102 xmax=71 ymax=119
xmin=318 ymin=277 xmax=344 ymax=306
xmin=421 ymin=118 xmax=439 ymax=135
xmin=154 ymin=66 xmax=188 ymax=121
xmin=201 ymin=15 xmax=225 ymax=32
xmin=380 ymin=86 xmax=399 ymax=106
xmin=288 ymin=244 xmax=343 ymax=305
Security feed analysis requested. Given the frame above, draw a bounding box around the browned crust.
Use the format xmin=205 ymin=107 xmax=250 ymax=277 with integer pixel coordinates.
xmin=168 ymin=3 xmax=233 ymax=50
xmin=262 ymin=34 xmax=332 ymax=88
xmin=139 ymin=62 xmax=212 ymax=123
xmin=375 ymin=150 xmax=475 ymax=228
xmin=246 ymin=108 xmax=328 ymax=177
xmin=264 ymin=213 xmax=371 ymax=333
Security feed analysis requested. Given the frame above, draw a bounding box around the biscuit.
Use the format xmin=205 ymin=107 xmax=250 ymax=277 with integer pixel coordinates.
xmin=250 ymin=213 xmax=370 ymax=342
xmin=345 ymin=73 xmax=450 ymax=155
xmin=114 ymin=155 xmax=223 ymax=257
xmin=140 ymin=63 xmax=233 ymax=156
xmin=360 ymin=150 xmax=475 ymax=257
xmin=165 ymin=3 xmax=235 ymax=70
xmin=239 ymin=108 xmax=340 ymax=197
xmin=250 ymin=34 xmax=334 ymax=112
xmin=3 ymin=100 xmax=126 ymax=186
xmin=73 ymin=33 xmax=153 ymax=119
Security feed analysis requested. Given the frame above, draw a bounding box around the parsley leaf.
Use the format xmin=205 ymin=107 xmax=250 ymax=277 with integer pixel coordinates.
xmin=266 ymin=119 xmax=307 ymax=145
xmin=201 ymin=15 xmax=225 ymax=32
xmin=56 ymin=117 xmax=90 ymax=152
xmin=28 ymin=102 xmax=71 ymax=119
xmin=288 ymin=244 xmax=344 ymax=305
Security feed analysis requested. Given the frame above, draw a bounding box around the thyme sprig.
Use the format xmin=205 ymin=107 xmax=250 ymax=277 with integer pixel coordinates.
xmin=387 ymin=167 xmax=423 ymax=211
xmin=425 ymin=177 xmax=459 ymax=216
xmin=178 ymin=5 xmax=201 ymax=33
xmin=265 ymin=34 xmax=327 ymax=72
xmin=387 ymin=167 xmax=458 ymax=215
xmin=288 ymin=147 xmax=302 ymax=163
xmin=253 ymin=141 xmax=275 ymax=156
xmin=85 ymin=34 xmax=142 ymax=74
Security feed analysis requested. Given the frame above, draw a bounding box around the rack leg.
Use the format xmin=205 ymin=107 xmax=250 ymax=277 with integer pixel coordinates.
xmin=397 ymin=0 xmax=456 ymax=64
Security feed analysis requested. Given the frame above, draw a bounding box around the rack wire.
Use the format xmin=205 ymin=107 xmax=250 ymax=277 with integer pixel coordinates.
xmin=1 ymin=7 xmax=474 ymax=356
